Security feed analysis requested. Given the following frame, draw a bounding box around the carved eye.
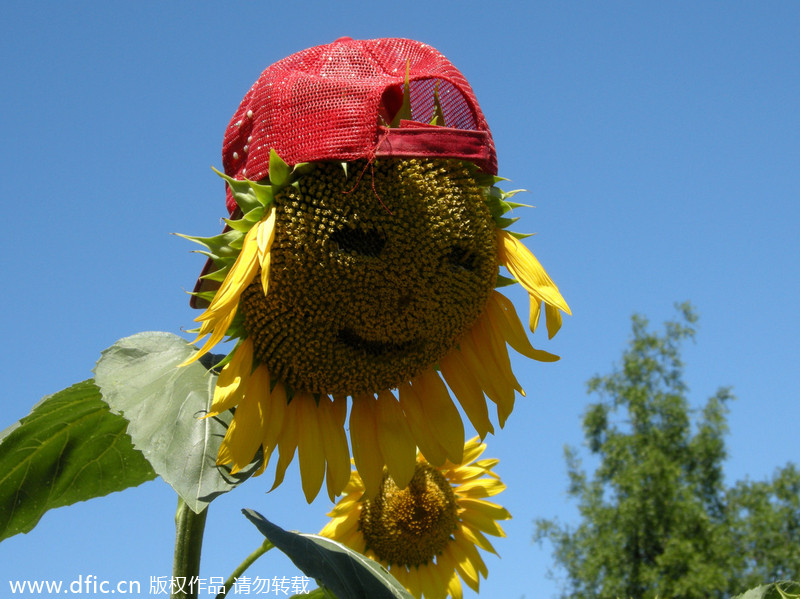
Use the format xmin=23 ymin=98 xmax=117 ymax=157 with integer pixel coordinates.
xmin=330 ymin=226 xmax=386 ymax=257
xmin=446 ymin=244 xmax=479 ymax=272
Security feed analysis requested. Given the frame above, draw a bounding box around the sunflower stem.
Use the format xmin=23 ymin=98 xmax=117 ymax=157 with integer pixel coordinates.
xmin=215 ymin=539 xmax=274 ymax=599
xmin=171 ymin=497 xmax=209 ymax=599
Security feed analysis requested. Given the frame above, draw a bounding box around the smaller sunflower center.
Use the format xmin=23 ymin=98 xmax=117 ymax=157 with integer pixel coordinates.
xmin=359 ymin=462 xmax=458 ymax=568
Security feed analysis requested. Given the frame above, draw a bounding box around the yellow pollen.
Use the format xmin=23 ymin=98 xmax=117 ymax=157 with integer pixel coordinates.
xmin=359 ymin=462 xmax=458 ymax=568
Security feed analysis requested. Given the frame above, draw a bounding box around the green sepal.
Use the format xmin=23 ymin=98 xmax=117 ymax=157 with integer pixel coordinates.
xmin=506 ymin=200 xmax=533 ymax=209
xmin=501 ymin=189 xmax=529 ymax=202
xmin=224 ymin=206 xmax=266 ymax=232
xmin=213 ymin=167 xmax=274 ymax=213
xmin=176 ymin=229 xmax=243 ymax=257
xmin=198 ymin=266 xmax=230 ymax=283
xmin=211 ymin=335 xmax=248 ymax=372
xmin=390 ymin=60 xmax=413 ymax=128
xmin=269 ymin=149 xmax=291 ymax=188
xmin=193 ymin=251 xmax=235 ymax=272
xmin=495 ymin=216 xmax=520 ymax=229
xmin=474 ymin=170 xmax=510 ymax=187
xmin=224 ymin=217 xmax=254 ymax=233
xmin=190 ymin=290 xmax=219 ymax=304
xmin=495 ymin=273 xmax=518 ymax=288
xmin=225 ymin=312 xmax=247 ymax=344
xmin=292 ymin=162 xmax=315 ymax=177
xmin=509 ymin=230 xmax=535 ymax=240
xmin=431 ymin=81 xmax=446 ymax=126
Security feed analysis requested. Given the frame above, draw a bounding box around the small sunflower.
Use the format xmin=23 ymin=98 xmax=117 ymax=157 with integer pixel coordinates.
xmin=320 ymin=437 xmax=509 ymax=599
xmin=180 ymin=152 xmax=569 ymax=502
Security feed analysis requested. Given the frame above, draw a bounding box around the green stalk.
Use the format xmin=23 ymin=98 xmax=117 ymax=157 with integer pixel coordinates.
xmin=215 ymin=539 xmax=274 ymax=599
xmin=171 ymin=498 xmax=209 ymax=599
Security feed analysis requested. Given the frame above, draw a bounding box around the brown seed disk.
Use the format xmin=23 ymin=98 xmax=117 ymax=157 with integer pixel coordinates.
xmin=241 ymin=158 xmax=498 ymax=395
xmin=359 ymin=463 xmax=459 ymax=568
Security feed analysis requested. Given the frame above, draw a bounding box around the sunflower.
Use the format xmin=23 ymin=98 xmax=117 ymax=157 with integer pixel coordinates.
xmin=179 ymin=149 xmax=569 ymax=502
xmin=320 ymin=437 xmax=509 ymax=599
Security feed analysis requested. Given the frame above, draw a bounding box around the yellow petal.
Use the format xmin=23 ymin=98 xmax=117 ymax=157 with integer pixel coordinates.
xmin=436 ymin=550 xmax=464 ymax=599
xmin=545 ymin=301 xmax=563 ymax=339
xmin=459 ymin=498 xmax=512 ymax=522
xmin=439 ymin=350 xmax=494 ymax=439
xmin=270 ymin=398 xmax=299 ymax=491
xmin=453 ymin=529 xmax=488 ymax=578
xmin=459 ymin=323 xmax=516 ymax=428
xmin=189 ymin=224 xmax=261 ymax=355
xmin=529 ymin=297 xmax=543 ymax=334
xmin=474 ymin=308 xmax=523 ymax=395
xmin=391 ymin=567 xmax=414 ymax=597
xmin=486 ymin=291 xmax=560 ymax=362
xmin=349 ymin=394 xmax=385 ymax=497
xmin=461 ymin=437 xmax=487 ymax=465
xmin=397 ymin=381 xmax=447 ymax=466
xmin=259 ymin=253 xmax=271 ymax=298
xmin=180 ymin=306 xmax=237 ymax=367
xmin=455 ymin=477 xmax=506 ymax=498
xmin=459 ymin=506 xmax=508 ymax=537
xmin=413 ymin=368 xmax=465 ymax=464
xmin=375 ymin=390 xmax=417 ymax=489
xmin=417 ymin=563 xmax=447 ymax=599
xmin=458 ymin=524 xmax=498 ymax=554
xmin=261 ymin=379 xmax=285 ymax=461
xmin=496 ymin=229 xmax=571 ymax=316
xmin=206 ymin=338 xmax=254 ymax=417
xmin=295 ymin=392 xmax=326 ymax=502
xmin=446 ymin=570 xmax=463 ymax=599
xmin=216 ymin=374 xmax=266 ymax=473
xmin=257 ymin=206 xmax=277 ymax=260
xmin=317 ymin=395 xmax=351 ymax=500
xmin=204 ymin=223 xmax=261 ymax=316
xmin=451 ymin=542 xmax=481 ymax=591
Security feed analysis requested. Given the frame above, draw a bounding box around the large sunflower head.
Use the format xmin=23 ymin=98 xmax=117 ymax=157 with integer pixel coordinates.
xmin=241 ymin=159 xmax=498 ymax=397
xmin=179 ymin=38 xmax=571 ymax=502
xmin=320 ymin=437 xmax=510 ymax=599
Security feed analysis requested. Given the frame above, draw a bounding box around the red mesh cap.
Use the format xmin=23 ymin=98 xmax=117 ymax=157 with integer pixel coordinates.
xmin=190 ymin=38 xmax=497 ymax=308
xmin=221 ymin=37 xmax=496 ymax=214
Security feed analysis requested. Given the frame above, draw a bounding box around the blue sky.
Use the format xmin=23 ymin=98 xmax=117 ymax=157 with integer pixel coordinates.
xmin=1 ymin=2 xmax=799 ymax=598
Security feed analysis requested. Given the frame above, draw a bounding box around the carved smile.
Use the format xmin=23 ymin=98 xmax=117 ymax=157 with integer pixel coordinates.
xmin=337 ymin=328 xmax=418 ymax=357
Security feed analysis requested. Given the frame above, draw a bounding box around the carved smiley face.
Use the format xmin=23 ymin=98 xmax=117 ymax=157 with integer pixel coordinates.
xmin=241 ymin=158 xmax=498 ymax=396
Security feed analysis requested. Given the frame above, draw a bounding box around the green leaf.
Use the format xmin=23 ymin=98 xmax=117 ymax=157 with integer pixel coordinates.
xmin=390 ymin=60 xmax=413 ymax=128
xmin=732 ymin=582 xmax=800 ymax=599
xmin=242 ymin=509 xmax=413 ymax=599
xmin=0 ymin=380 xmax=156 ymax=541
xmin=269 ymin=148 xmax=291 ymax=188
xmin=94 ymin=332 xmax=259 ymax=513
xmin=431 ymin=81 xmax=446 ymax=126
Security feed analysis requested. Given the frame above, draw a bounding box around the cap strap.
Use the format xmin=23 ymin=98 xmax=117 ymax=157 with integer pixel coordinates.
xmin=375 ymin=122 xmax=493 ymax=171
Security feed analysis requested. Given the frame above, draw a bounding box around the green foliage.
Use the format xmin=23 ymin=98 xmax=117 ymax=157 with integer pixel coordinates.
xmin=0 ymin=380 xmax=156 ymax=541
xmin=535 ymin=304 xmax=800 ymax=598
xmin=727 ymin=465 xmax=800 ymax=589
xmin=94 ymin=331 xmax=259 ymax=513
xmin=733 ymin=581 xmax=800 ymax=599
xmin=243 ymin=509 xmax=414 ymax=599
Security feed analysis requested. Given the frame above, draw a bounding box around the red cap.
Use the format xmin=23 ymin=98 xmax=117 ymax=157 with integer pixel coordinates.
xmin=220 ymin=36 xmax=496 ymax=214
xmin=191 ymin=38 xmax=496 ymax=307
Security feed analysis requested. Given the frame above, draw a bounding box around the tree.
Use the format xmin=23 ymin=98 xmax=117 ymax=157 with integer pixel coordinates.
xmin=534 ymin=304 xmax=799 ymax=598
xmin=727 ymin=464 xmax=800 ymax=589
